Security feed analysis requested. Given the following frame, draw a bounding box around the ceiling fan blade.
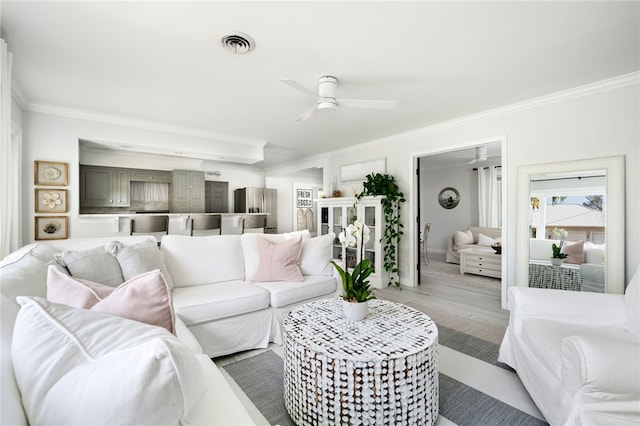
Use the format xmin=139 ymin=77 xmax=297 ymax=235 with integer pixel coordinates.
xmin=278 ymin=78 xmax=316 ymax=98
xmin=295 ymin=105 xmax=318 ymax=121
xmin=337 ymin=98 xmax=399 ymax=110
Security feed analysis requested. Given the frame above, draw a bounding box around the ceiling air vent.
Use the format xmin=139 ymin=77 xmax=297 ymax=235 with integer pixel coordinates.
xmin=220 ymin=32 xmax=255 ymax=54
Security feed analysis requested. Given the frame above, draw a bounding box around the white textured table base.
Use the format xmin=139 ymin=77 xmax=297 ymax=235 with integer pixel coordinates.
xmin=283 ymin=298 xmax=439 ymax=425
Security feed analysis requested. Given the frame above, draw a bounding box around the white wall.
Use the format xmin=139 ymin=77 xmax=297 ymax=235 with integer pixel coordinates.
xmin=324 ymin=79 xmax=639 ymax=289
xmin=420 ymin=165 xmax=479 ymax=254
xmin=22 ymin=111 xmax=265 ymax=241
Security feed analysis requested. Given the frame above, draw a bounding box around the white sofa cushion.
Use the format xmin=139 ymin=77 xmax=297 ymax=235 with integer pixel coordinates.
xmin=162 ymin=235 xmax=244 ymax=286
xmin=172 ymin=281 xmax=270 ymax=325
xmin=255 ymin=275 xmax=338 ymax=308
xmin=300 ymin=233 xmax=335 ymax=276
xmin=12 ymin=297 xmax=206 ymax=426
xmin=584 ymin=241 xmax=605 ymax=264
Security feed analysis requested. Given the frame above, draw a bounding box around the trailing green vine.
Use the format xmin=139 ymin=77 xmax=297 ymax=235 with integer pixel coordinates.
xmin=354 ymin=173 xmax=406 ymax=288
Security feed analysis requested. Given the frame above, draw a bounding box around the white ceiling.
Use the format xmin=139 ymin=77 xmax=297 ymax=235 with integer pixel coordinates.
xmin=2 ymin=1 xmax=639 ymax=169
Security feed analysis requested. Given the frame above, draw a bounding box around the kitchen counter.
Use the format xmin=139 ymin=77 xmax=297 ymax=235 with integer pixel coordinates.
xmin=76 ymin=213 xmax=271 ymax=236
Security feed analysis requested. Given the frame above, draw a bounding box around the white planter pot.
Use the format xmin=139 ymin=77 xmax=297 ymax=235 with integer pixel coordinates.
xmin=342 ymin=299 xmax=369 ymax=321
xmin=550 ymin=258 xmax=564 ymax=266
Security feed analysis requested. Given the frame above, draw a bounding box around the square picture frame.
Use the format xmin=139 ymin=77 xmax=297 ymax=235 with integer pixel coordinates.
xmin=35 ymin=188 xmax=68 ymax=213
xmin=34 ymin=160 xmax=68 ymax=186
xmin=34 ymin=216 xmax=68 ymax=240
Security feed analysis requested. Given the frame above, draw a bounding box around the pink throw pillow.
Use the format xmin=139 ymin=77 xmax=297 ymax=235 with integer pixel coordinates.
xmin=563 ymin=240 xmax=585 ymax=264
xmin=46 ymin=265 xmax=175 ymax=334
xmin=251 ymin=235 xmax=303 ymax=283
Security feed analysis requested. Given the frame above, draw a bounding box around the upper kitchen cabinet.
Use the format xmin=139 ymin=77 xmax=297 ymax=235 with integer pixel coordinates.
xmin=130 ymin=169 xmax=171 ymax=183
xmin=80 ymin=165 xmax=130 ymax=208
xmin=170 ymin=170 xmax=205 ymax=213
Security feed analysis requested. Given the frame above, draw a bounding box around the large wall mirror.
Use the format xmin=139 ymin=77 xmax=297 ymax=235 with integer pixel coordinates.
xmin=515 ymin=156 xmax=625 ymax=294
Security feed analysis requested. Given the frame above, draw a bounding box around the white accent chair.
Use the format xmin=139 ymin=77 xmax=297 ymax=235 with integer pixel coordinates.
xmin=498 ymin=267 xmax=640 ymax=425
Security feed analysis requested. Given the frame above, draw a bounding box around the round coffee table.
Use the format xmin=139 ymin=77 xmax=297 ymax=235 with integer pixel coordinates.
xmin=283 ymin=298 xmax=439 ymax=425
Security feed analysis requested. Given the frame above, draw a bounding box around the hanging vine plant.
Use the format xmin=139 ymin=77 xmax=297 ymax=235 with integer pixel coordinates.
xmin=354 ymin=173 xmax=406 ymax=288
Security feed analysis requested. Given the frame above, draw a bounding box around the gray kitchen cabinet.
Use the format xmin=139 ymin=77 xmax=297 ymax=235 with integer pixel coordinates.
xmin=170 ymin=170 xmax=205 ymax=213
xmin=129 ymin=169 xmax=171 ymax=183
xmin=80 ymin=165 xmax=130 ymax=208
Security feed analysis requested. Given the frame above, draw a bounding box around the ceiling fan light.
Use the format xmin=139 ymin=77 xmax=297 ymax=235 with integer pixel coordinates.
xmin=318 ymin=101 xmax=336 ymax=111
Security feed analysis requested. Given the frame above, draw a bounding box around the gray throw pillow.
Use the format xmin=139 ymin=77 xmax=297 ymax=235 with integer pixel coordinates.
xmin=108 ymin=240 xmax=175 ymax=289
xmin=54 ymin=245 xmax=124 ymax=286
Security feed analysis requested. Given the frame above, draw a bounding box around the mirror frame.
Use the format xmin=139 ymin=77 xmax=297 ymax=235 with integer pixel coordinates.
xmin=515 ymin=155 xmax=625 ymax=294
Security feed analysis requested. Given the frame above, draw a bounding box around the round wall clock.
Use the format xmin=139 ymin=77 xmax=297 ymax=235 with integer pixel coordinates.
xmin=438 ymin=187 xmax=460 ymax=209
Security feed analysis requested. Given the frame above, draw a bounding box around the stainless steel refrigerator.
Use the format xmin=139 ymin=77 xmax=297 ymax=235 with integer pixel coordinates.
xmin=234 ymin=187 xmax=277 ymax=233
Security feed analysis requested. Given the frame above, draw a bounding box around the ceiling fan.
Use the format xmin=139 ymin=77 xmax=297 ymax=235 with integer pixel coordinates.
xmin=457 ymin=146 xmax=497 ymax=164
xmin=278 ymin=76 xmax=399 ymax=121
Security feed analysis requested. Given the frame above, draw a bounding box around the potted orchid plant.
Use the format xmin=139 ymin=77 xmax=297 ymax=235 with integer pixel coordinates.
xmin=331 ymin=219 xmax=376 ymax=321
xmin=551 ymin=228 xmax=568 ymax=266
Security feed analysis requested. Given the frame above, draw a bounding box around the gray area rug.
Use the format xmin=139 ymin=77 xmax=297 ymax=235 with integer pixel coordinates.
xmin=222 ymin=350 xmax=295 ymax=426
xmin=221 ymin=325 xmax=548 ymax=426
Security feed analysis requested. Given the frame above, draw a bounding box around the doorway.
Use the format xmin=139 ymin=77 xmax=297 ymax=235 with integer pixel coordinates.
xmin=412 ymin=139 xmax=506 ymax=305
xmin=205 ymin=181 xmax=229 ymax=213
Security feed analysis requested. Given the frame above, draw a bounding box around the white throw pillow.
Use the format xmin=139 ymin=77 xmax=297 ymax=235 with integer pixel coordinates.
xmin=453 ymin=230 xmax=474 ymax=247
xmin=478 ymin=233 xmax=496 ymax=247
xmin=108 ymin=239 xmax=175 ymax=289
xmin=300 ymin=233 xmax=335 ymax=276
xmin=12 ymin=297 xmax=206 ymax=425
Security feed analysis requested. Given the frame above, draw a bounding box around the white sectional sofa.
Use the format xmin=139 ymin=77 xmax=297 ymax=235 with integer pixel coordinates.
xmin=1 ymin=231 xmax=338 ymax=425
xmin=499 ymin=267 xmax=640 ymax=425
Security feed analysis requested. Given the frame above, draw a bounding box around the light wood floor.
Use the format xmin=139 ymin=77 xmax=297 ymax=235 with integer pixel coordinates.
xmin=376 ymin=252 xmax=509 ymax=328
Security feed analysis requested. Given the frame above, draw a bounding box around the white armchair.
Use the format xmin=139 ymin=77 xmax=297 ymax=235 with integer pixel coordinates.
xmin=498 ymin=268 xmax=640 ymax=425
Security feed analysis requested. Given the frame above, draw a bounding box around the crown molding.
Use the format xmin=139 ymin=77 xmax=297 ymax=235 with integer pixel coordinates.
xmin=25 ymin=103 xmax=268 ymax=148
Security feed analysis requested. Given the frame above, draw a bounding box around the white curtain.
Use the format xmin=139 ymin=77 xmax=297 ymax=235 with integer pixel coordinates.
xmin=0 ymin=38 xmax=22 ymax=258
xmin=130 ymin=182 xmax=169 ymax=201
xmin=478 ymin=166 xmax=499 ymax=228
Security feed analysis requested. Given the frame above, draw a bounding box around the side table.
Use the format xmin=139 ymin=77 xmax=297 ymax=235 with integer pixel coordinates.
xmin=459 ymin=247 xmax=502 ymax=278
xmin=283 ymin=298 xmax=439 ymax=425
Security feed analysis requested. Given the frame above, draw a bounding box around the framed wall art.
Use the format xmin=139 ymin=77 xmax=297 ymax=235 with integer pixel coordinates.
xmin=35 ymin=189 xmax=68 ymax=213
xmin=438 ymin=187 xmax=460 ymax=209
xmin=35 ymin=216 xmax=68 ymax=240
xmin=34 ymin=160 xmax=68 ymax=186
